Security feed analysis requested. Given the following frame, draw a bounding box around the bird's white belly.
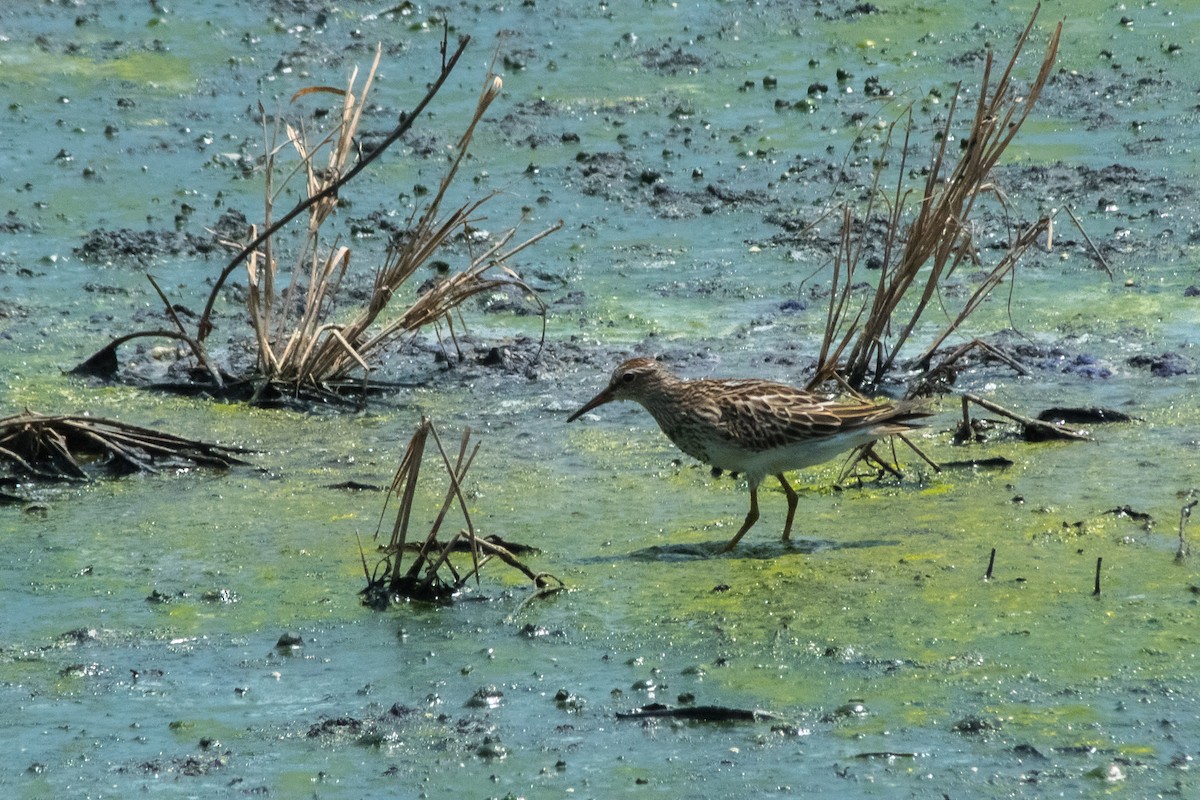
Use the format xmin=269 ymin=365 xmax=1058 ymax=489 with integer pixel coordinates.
xmin=705 ymin=429 xmax=884 ymax=482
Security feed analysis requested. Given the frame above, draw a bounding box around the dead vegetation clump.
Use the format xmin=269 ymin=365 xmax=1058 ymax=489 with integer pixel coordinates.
xmin=808 ymin=6 xmax=1065 ymax=398
xmin=791 ymin=6 xmax=1106 ymax=471
xmin=360 ymin=417 xmax=562 ymax=608
xmin=74 ymin=35 xmax=560 ymax=408
xmin=0 ymin=409 xmax=250 ymax=484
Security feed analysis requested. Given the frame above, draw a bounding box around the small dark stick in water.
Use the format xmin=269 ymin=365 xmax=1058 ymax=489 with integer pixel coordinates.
xmin=1093 ymin=557 xmax=1102 ymax=597
xmin=985 ymin=547 xmax=996 ymax=581
xmin=1178 ymin=496 xmax=1196 ymax=562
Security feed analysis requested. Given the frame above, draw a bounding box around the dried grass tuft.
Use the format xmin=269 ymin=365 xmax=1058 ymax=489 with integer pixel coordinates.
xmin=811 ymin=5 xmax=1062 ymax=393
xmin=73 ymin=36 xmax=560 ymax=407
xmin=360 ymin=417 xmax=561 ymax=607
xmin=241 ymin=50 xmax=561 ymax=401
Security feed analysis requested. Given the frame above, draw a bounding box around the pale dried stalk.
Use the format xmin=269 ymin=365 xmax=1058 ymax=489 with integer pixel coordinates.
xmin=292 ymin=45 xmax=381 ymax=231
xmin=378 ymin=417 xmax=429 ymax=569
xmin=244 ymin=227 xmax=279 ymax=375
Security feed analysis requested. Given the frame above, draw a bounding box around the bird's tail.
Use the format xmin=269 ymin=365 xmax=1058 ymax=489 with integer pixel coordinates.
xmin=874 ymin=399 xmax=935 ymax=432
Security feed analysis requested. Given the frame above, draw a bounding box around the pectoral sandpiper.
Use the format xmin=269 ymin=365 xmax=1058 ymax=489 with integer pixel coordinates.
xmin=567 ymin=357 xmax=930 ymax=551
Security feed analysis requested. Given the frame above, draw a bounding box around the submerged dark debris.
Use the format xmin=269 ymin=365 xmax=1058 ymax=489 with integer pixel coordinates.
xmin=616 ymin=702 xmax=783 ymax=723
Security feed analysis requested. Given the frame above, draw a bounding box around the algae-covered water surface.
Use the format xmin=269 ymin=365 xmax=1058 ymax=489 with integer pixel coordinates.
xmin=2 ymin=0 xmax=1199 ymax=797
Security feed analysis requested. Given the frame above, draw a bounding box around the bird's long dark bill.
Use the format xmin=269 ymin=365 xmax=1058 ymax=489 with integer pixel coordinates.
xmin=566 ymin=389 xmax=614 ymax=422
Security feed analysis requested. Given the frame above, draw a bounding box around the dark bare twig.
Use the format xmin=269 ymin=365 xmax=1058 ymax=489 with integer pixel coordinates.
xmin=1064 ymin=205 xmax=1114 ymax=280
xmin=146 ymin=274 xmax=224 ymax=388
xmin=616 ymin=704 xmax=783 ymax=723
xmin=853 ymin=752 xmax=920 ymax=760
xmin=70 ymin=330 xmax=218 ymax=380
xmin=960 ymin=393 xmax=1090 ymax=442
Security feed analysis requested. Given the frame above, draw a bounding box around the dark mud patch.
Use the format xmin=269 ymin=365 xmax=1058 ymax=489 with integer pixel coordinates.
xmin=492 ymin=98 xmax=582 ymax=149
xmin=639 ymin=43 xmax=708 ymax=75
xmin=0 ymin=298 xmax=30 ymax=321
xmin=1127 ymin=351 xmax=1193 ymax=378
xmin=0 ymin=210 xmax=31 ymax=234
xmin=303 ymin=701 xmax=504 ymax=760
xmin=572 ymin=149 xmax=773 ymax=219
xmin=74 ymin=211 xmax=249 ymax=263
xmin=1010 ymin=345 xmax=1116 ymax=381
xmin=1041 ymin=66 xmax=1190 ymax=156
xmin=996 ymin=161 xmax=1189 ymax=219
xmin=125 ymin=751 xmax=234 ymax=780
xmin=74 ymin=228 xmax=220 ymax=263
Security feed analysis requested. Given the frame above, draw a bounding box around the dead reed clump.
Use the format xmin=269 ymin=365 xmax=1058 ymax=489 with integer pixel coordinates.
xmin=0 ymin=409 xmax=250 ymax=483
xmin=74 ymin=36 xmax=561 ymax=408
xmin=808 ymin=5 xmax=1063 ymax=395
xmin=360 ymin=417 xmax=561 ymax=608
xmin=237 ymin=56 xmax=560 ymax=404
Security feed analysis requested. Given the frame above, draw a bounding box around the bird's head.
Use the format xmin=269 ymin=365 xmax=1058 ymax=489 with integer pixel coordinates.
xmin=566 ymin=357 xmax=673 ymax=422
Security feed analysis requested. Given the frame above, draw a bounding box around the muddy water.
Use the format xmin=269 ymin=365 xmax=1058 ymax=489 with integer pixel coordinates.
xmin=2 ymin=1 xmax=1199 ymax=797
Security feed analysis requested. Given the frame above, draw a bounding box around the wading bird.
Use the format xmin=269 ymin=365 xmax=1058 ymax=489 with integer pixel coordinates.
xmin=567 ymin=357 xmax=930 ymax=551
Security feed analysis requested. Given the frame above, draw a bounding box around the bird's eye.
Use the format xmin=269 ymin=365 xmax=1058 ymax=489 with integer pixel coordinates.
xmin=621 ymin=372 xmax=636 ymax=384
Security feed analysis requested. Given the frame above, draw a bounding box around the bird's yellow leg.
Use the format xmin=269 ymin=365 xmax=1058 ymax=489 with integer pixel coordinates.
xmin=723 ymin=485 xmax=760 ymax=551
xmin=777 ymin=472 xmax=798 ymax=541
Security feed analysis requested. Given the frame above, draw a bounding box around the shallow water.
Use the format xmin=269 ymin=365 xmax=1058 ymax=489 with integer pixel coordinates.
xmin=3 ymin=0 xmax=1200 ymax=797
